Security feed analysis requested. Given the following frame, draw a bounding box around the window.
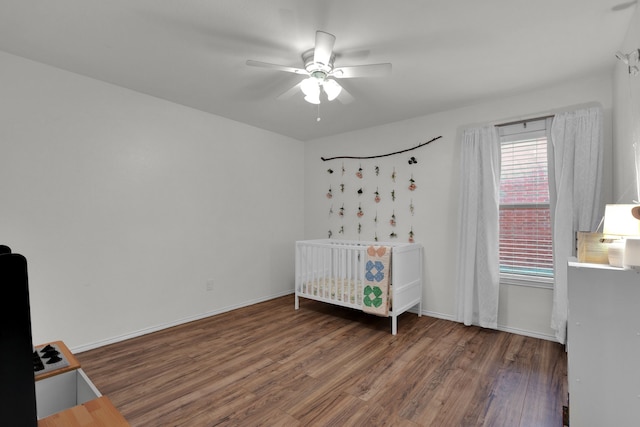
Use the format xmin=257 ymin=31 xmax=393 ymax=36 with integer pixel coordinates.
xmin=498 ymin=119 xmax=553 ymax=286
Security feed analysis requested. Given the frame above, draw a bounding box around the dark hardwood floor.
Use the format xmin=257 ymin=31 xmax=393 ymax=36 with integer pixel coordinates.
xmin=77 ymin=295 xmax=567 ymax=426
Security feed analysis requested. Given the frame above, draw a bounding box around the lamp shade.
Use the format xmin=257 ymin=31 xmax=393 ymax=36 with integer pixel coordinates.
xmin=603 ymin=204 xmax=640 ymax=236
xmin=323 ymin=79 xmax=342 ymax=101
xmin=300 ymin=77 xmax=321 ymax=104
xmin=304 ymin=94 xmax=320 ymax=104
xmin=300 ymin=77 xmax=320 ymax=97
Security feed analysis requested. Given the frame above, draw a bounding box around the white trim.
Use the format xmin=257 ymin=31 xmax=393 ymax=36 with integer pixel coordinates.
xmin=420 ymin=309 xmax=455 ymax=322
xmin=72 ymin=289 xmax=295 ymax=354
xmin=496 ymin=324 xmax=558 ymax=343
xmin=421 ymin=309 xmax=558 ymax=342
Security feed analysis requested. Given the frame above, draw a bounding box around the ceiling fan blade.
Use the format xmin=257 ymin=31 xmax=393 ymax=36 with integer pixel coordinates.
xmin=332 ymin=63 xmax=392 ymax=78
xmin=246 ymin=60 xmax=307 ymax=75
xmin=276 ymin=81 xmax=303 ymax=100
xmin=336 ymin=86 xmax=354 ymax=104
xmin=313 ymin=31 xmax=336 ymax=66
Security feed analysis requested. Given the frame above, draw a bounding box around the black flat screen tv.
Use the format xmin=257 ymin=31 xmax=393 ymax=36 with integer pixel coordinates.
xmin=0 ymin=251 xmax=38 ymax=426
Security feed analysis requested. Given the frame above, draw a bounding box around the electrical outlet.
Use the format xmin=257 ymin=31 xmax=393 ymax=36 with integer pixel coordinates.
xmin=206 ymin=280 xmax=214 ymax=291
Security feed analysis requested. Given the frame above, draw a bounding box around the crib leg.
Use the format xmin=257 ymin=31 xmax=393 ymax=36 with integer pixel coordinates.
xmin=295 ymin=293 xmax=299 ymax=310
xmin=391 ymin=315 xmax=397 ymax=335
xmin=418 ymin=299 xmax=422 ymax=317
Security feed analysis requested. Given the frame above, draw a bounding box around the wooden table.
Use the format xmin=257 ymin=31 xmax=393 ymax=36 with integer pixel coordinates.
xmin=38 ymin=396 xmax=129 ymax=427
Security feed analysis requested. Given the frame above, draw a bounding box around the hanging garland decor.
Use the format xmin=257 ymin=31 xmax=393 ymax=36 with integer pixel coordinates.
xmin=324 ymin=136 xmax=438 ymax=243
xmin=320 ymin=135 xmax=441 ymax=161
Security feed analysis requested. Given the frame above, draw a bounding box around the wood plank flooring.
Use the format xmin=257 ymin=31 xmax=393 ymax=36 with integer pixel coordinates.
xmin=77 ymin=295 xmax=567 ymax=426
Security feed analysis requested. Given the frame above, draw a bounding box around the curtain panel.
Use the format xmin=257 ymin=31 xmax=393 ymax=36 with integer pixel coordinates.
xmin=550 ymin=106 xmax=604 ymax=344
xmin=455 ymin=126 xmax=501 ymax=329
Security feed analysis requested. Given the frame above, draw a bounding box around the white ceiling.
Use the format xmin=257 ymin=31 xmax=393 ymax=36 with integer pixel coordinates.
xmin=0 ymin=0 xmax=636 ymax=141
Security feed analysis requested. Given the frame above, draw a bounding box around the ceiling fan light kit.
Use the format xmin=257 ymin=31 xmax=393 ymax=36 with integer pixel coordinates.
xmin=246 ymin=30 xmax=391 ymax=106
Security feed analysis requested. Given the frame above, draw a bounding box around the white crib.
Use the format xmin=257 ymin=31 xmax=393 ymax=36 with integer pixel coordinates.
xmin=295 ymin=239 xmax=423 ymax=335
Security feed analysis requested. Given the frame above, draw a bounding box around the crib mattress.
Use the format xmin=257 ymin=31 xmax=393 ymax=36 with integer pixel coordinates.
xmin=299 ymin=278 xmax=393 ymax=308
xmin=300 ymin=278 xmax=362 ymax=304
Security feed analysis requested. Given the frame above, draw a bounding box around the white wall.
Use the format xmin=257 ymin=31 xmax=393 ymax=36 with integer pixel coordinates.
xmin=0 ymin=51 xmax=305 ymax=351
xmin=1 ymin=29 xmax=626 ymax=350
xmin=305 ymin=75 xmax=613 ymax=340
xmin=613 ymin=5 xmax=640 ymax=203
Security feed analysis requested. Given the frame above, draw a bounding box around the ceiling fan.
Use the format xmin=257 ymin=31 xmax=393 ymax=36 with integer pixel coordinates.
xmin=246 ymin=30 xmax=391 ymax=105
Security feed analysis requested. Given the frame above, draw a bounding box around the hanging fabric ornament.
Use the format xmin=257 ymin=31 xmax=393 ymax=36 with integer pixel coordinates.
xmin=409 ymin=174 xmax=416 ymax=191
xmin=391 ymin=167 xmax=396 ymax=182
xmin=410 ymin=199 xmax=414 ymax=216
xmin=357 ymin=187 xmax=363 ymax=196
xmin=339 ymin=225 xmax=344 ymax=234
xmin=390 ymin=231 xmax=397 ymax=238
xmin=374 ymin=188 xmax=381 ymax=203
xmin=374 ymin=211 xmax=378 ymax=224
xmin=391 ymin=189 xmax=396 ymax=201
xmin=358 ymin=223 xmax=362 ymax=234
xmin=356 ymin=164 xmax=363 ymax=179
xmin=409 ymin=227 xmax=415 ymax=243
xmin=375 ymin=165 xmax=380 ymax=176
xmin=329 ymin=204 xmax=334 ymax=216
xmin=374 ymin=232 xmax=379 ymax=242
xmin=328 ymin=230 xmax=333 ymax=239
xmin=327 ymin=168 xmax=334 ymax=174
xmin=326 ymin=186 xmax=333 ymax=199
xmin=339 ymin=204 xmax=345 ymax=217
xmin=357 ymin=204 xmax=364 ymax=218
xmin=342 ymin=162 xmax=345 ymax=176
xmin=390 ymin=211 xmax=396 ymax=227
xmin=340 ymin=183 xmax=345 ymax=193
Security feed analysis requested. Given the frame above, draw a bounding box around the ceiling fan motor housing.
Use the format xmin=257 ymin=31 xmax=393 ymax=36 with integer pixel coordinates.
xmin=302 ymin=48 xmax=335 ymax=79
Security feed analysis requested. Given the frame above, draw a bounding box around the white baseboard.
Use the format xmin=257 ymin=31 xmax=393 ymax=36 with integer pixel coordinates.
xmin=72 ymin=289 xmax=295 ymax=354
xmin=419 ymin=309 xmax=455 ymax=321
xmin=496 ymin=324 xmax=558 ymax=342
xmin=417 ymin=308 xmax=557 ymax=342
xmin=73 ymin=291 xmax=558 ymax=353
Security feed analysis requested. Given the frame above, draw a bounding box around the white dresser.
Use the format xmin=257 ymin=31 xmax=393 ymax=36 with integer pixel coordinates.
xmin=567 ymin=259 xmax=640 ymax=426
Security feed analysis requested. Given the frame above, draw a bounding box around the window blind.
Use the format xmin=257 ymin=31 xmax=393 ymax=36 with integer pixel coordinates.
xmin=499 ymin=132 xmax=553 ymax=279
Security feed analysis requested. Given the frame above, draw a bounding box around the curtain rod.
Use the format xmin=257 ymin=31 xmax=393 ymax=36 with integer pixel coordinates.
xmin=495 ymin=114 xmax=555 ymax=128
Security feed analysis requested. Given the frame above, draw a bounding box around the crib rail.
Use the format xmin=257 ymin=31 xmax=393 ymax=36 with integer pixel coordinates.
xmin=295 ymin=240 xmax=367 ymax=308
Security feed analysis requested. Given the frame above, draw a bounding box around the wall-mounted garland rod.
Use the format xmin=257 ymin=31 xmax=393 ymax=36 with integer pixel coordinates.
xmin=321 ymin=135 xmax=442 ymax=161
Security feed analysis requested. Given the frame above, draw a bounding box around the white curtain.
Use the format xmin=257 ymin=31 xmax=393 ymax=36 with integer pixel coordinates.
xmin=455 ymin=126 xmax=501 ymax=329
xmin=549 ymin=106 xmax=604 ymax=344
